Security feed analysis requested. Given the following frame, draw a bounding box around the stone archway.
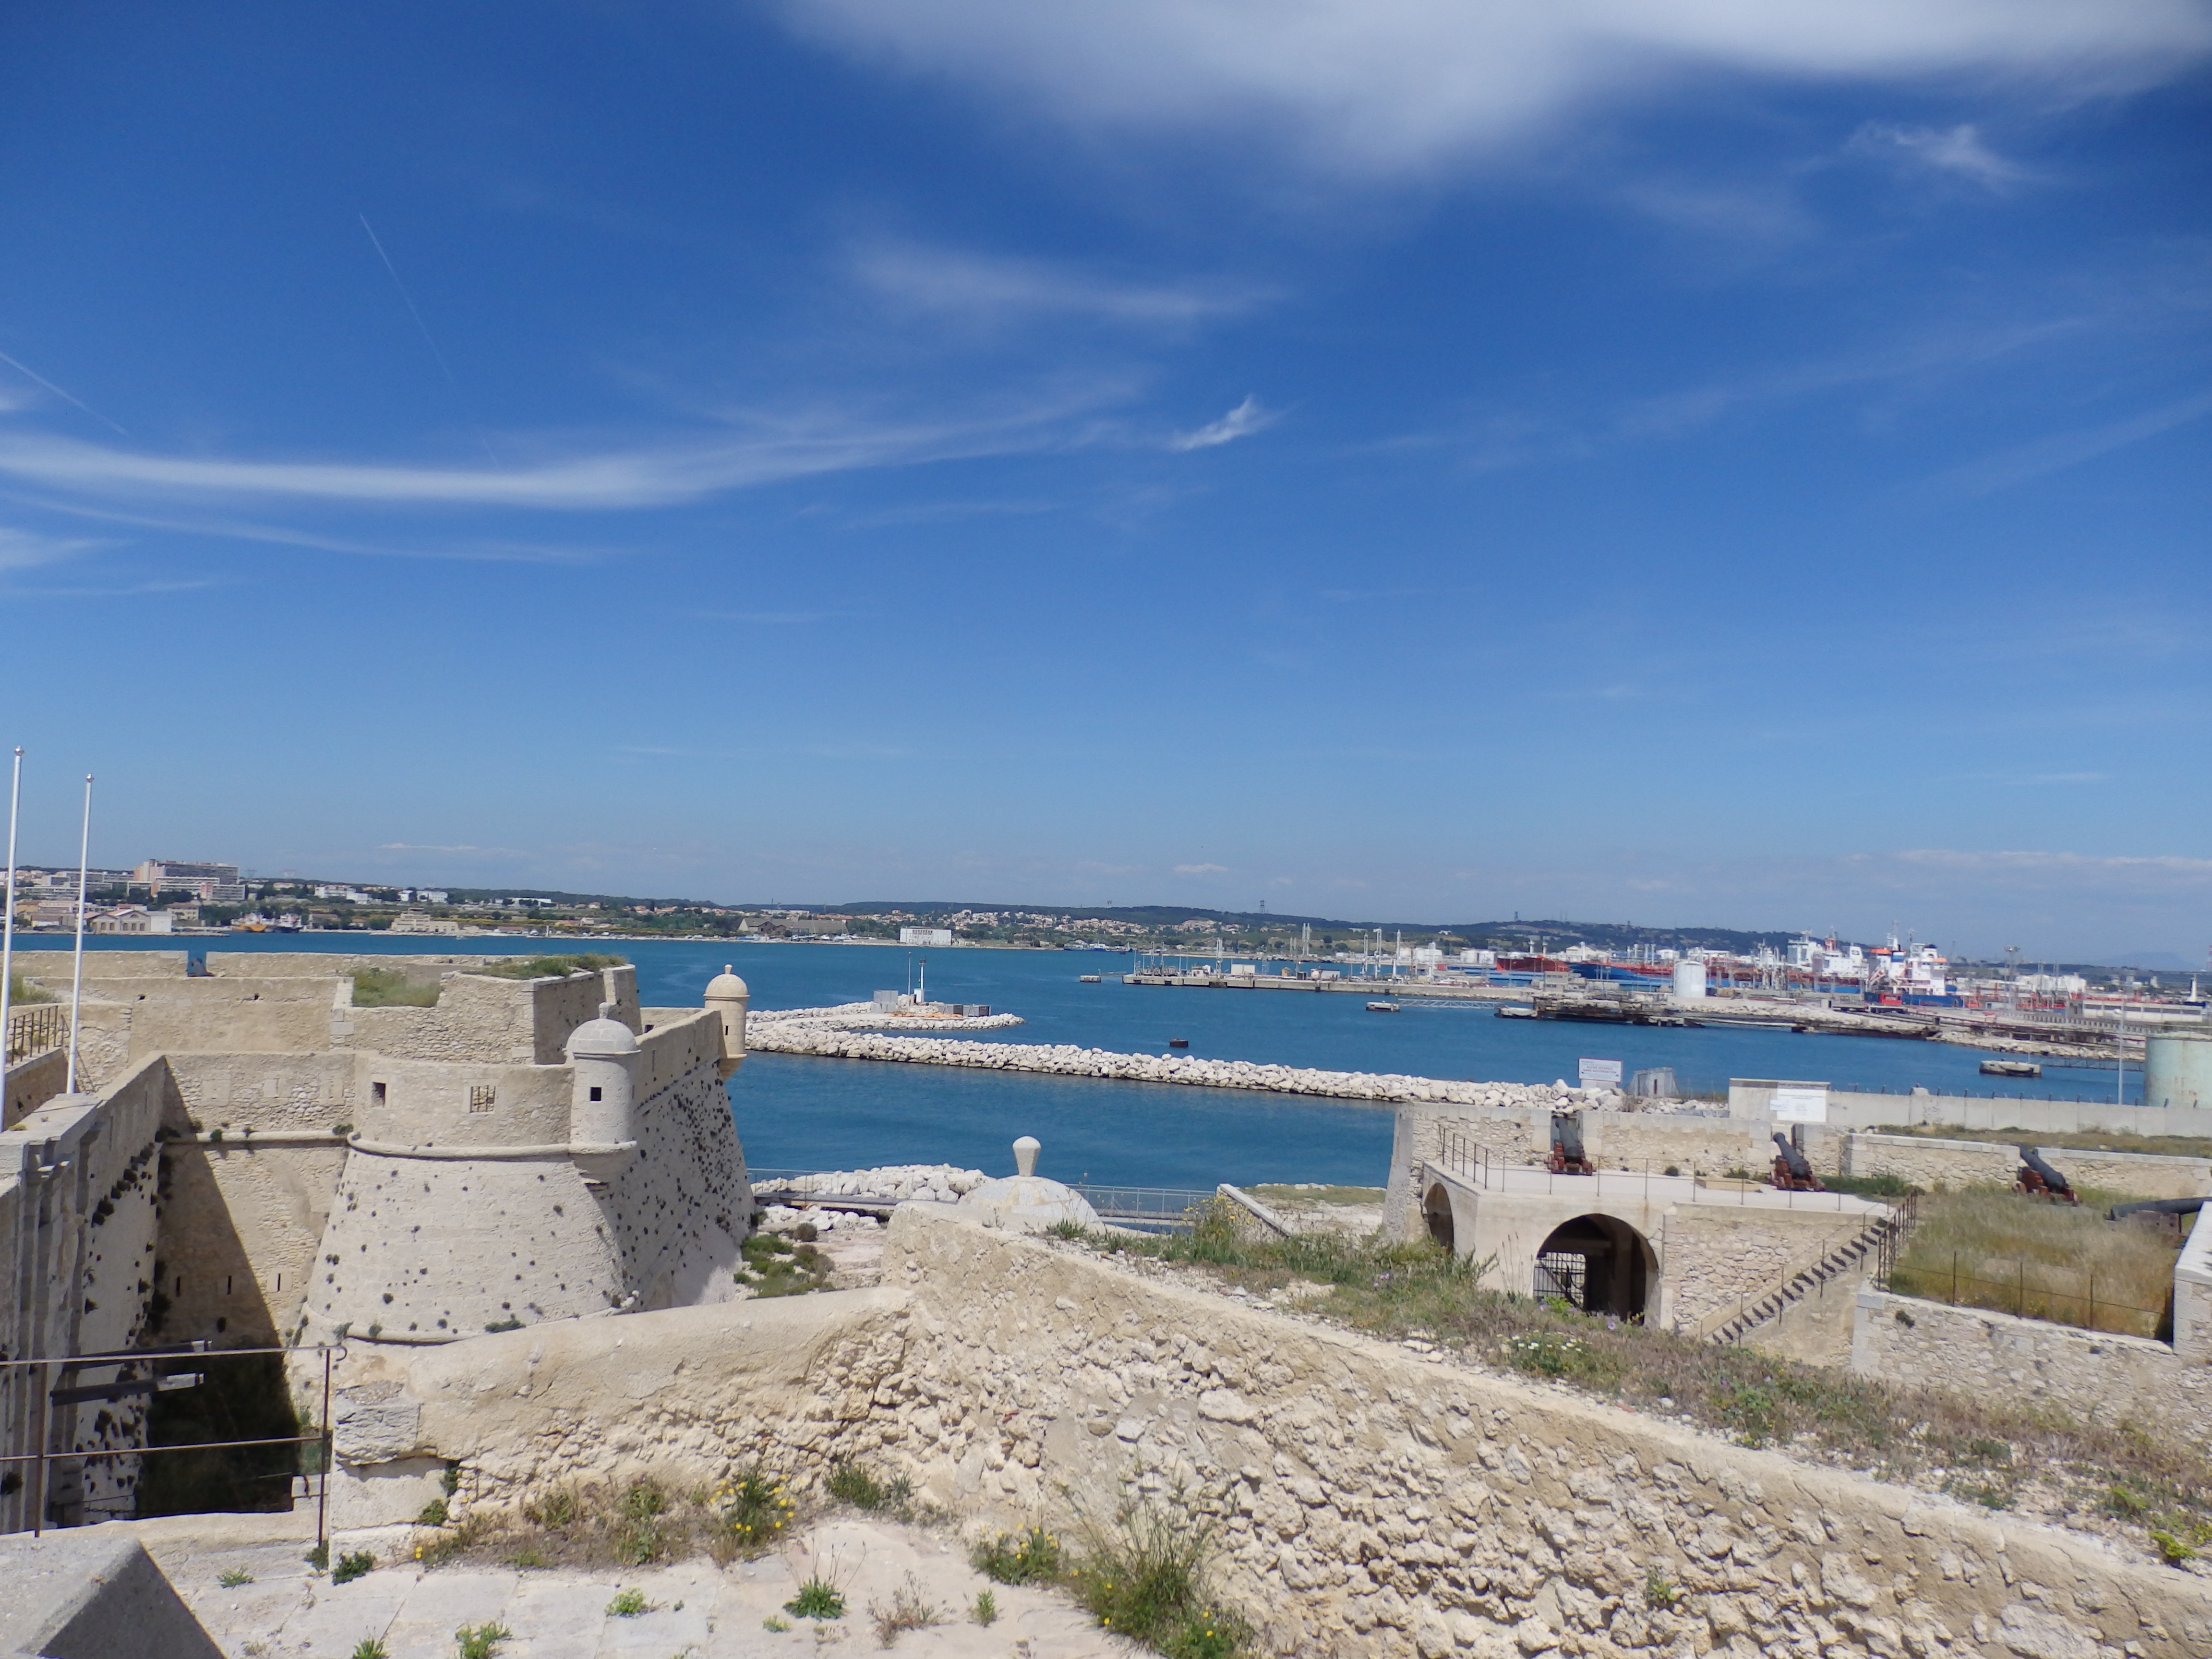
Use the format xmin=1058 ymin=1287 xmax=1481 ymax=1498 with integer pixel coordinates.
xmin=1533 ymin=1213 xmax=1654 ymax=1320
xmin=1423 ymin=1183 xmax=1456 ymax=1252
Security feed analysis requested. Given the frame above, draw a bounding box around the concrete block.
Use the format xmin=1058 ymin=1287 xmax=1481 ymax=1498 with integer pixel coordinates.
xmin=0 ymin=1530 xmax=223 ymax=1659
xmin=325 ymin=1457 xmax=448 ymax=1528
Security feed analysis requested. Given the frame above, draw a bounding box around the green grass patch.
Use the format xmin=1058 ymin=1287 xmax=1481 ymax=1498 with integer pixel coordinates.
xmin=465 ymin=953 xmax=627 ymax=981
xmin=824 ymin=1458 xmax=914 ymax=1515
xmin=6 ymin=970 xmax=55 ymax=1005
xmin=1890 ymin=1187 xmax=2179 ymax=1337
xmin=971 ymin=1526 xmax=1062 ymax=1585
xmin=736 ymin=1231 xmax=833 ymax=1298
xmin=1246 ymin=1184 xmax=1387 ymax=1206
xmin=1066 ymin=1492 xmax=1251 ymax=1659
xmin=350 ymin=966 xmax=439 ymax=1008
xmin=784 ymin=1578 xmax=846 ymax=1620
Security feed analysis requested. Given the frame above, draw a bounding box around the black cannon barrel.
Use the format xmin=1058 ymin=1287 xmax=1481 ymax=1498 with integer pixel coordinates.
xmin=1552 ymin=1111 xmax=1587 ymax=1160
xmin=2017 ymin=1146 xmax=2072 ymax=1193
xmin=2107 ymin=1196 xmax=2207 ymax=1222
xmin=1771 ymin=1133 xmax=1814 ymax=1179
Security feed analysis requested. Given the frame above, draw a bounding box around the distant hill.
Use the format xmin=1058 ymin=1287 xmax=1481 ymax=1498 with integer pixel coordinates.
xmin=821 ymin=902 xmax=1803 ymax=954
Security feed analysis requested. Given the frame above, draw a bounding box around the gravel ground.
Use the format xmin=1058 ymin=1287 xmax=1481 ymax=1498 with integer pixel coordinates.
xmin=116 ymin=1512 xmax=1117 ymax=1659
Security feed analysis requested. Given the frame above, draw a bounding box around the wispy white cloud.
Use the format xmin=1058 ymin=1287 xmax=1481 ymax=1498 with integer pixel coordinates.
xmin=851 ymin=240 xmax=1267 ymax=326
xmin=1169 ymin=396 xmax=1277 ymax=452
xmin=1879 ymin=847 xmax=2212 ymax=885
xmin=1849 ymin=121 xmax=2032 ymax=188
xmin=0 ymin=525 xmax=103 ymax=571
xmin=0 ymin=390 xmax=1121 ymax=511
xmin=1173 ymin=862 xmax=1227 ymax=875
xmin=778 ymin=0 xmax=2212 ymax=172
xmin=7 ymin=497 xmax=598 ymax=563
xmin=1924 ymin=388 xmax=2212 ymax=495
xmin=0 ymin=350 xmax=129 ymax=434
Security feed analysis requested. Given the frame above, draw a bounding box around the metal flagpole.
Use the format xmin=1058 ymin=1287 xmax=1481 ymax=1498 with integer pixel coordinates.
xmin=0 ymin=747 xmax=21 ymax=1079
xmin=67 ymin=774 xmax=92 ymax=1092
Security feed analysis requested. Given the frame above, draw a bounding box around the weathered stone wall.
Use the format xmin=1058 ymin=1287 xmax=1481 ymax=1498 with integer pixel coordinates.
xmin=1841 ymin=1133 xmax=2211 ymax=1198
xmin=2 ymin=1047 xmax=68 ymax=1128
xmin=339 ymin=1212 xmax=2212 ymax=1659
xmin=1850 ymin=1286 xmax=2212 ymax=1457
xmin=1660 ymin=1205 xmax=1875 ymax=1334
xmin=164 ymin=1052 xmax=357 ymax=1134
xmin=0 ymin=1060 xmax=168 ymax=1527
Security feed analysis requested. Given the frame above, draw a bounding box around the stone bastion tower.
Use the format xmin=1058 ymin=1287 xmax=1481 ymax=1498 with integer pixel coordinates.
xmin=0 ymin=952 xmax=754 ymax=1524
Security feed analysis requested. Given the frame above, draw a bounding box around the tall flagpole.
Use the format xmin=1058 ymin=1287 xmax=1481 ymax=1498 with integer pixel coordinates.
xmin=0 ymin=747 xmax=20 ymax=1086
xmin=67 ymin=774 xmax=92 ymax=1093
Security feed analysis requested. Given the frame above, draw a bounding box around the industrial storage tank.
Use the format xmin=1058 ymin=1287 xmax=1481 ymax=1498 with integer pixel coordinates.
xmin=2144 ymin=1030 xmax=2212 ymax=1110
xmin=1671 ymin=960 xmax=1707 ymax=1000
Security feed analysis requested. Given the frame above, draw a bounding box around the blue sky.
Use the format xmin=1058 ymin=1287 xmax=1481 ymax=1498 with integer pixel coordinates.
xmin=1 ymin=1 xmax=2207 ymax=962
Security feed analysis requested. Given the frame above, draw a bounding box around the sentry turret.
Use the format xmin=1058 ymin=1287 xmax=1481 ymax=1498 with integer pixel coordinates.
xmin=566 ymin=1000 xmax=639 ymax=1183
xmin=705 ymin=966 xmax=750 ymax=1079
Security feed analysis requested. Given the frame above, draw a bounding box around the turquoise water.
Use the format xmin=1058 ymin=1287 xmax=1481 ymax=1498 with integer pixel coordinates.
xmin=18 ymin=936 xmax=2138 ymax=1188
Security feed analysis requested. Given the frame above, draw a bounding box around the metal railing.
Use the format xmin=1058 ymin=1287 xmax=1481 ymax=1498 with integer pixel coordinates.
xmin=1886 ymin=1252 xmax=2166 ymax=1339
xmin=0 ymin=1341 xmax=343 ymax=1543
xmin=4 ymin=1002 xmax=67 ymax=1064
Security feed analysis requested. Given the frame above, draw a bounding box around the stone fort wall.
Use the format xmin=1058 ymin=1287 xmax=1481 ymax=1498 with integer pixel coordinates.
xmin=340 ymin=1210 xmax=2212 ymax=1659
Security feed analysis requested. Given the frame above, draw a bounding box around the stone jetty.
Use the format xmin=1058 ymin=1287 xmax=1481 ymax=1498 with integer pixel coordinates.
xmin=745 ymin=1018 xmax=1698 ymax=1112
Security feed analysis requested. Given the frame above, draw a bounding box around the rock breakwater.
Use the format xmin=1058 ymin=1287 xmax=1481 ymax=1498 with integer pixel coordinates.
xmin=745 ymin=1023 xmax=1706 ymax=1112
xmin=753 ymin=1002 xmax=1025 ymax=1034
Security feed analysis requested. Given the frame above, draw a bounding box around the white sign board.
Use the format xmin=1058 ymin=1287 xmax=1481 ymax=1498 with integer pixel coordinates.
xmin=1577 ymin=1057 xmax=1623 ymax=1088
xmin=1771 ymin=1085 xmax=1829 ymax=1123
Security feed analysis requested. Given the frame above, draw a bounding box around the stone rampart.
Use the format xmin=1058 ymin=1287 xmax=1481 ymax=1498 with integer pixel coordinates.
xmin=1841 ymin=1133 xmax=2212 ymax=1197
xmin=306 ymin=1018 xmax=746 ymax=1345
xmin=1850 ymin=1283 xmax=2212 ymax=1457
xmin=1730 ymin=1080 xmax=2212 ymax=1142
xmin=1382 ymin=1106 xmax=1768 ymax=1241
xmin=339 ymin=1210 xmax=2212 ymax=1658
xmin=1 ymin=1047 xmax=68 ymax=1128
xmin=0 ymin=1059 xmax=169 ymax=1527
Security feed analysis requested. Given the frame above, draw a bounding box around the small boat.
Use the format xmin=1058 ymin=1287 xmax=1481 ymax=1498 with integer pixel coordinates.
xmin=1367 ymin=1000 xmax=1401 ymax=1013
xmin=1167 ymin=1037 xmax=1190 ymax=1048
xmin=1980 ymin=1058 xmax=2042 ymax=1078
xmin=1078 ymin=974 xmax=1102 ymax=983
xmin=1495 ymin=1005 xmax=1537 ymax=1019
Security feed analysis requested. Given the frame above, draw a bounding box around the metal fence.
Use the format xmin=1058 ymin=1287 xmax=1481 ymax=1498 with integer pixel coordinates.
xmin=0 ymin=1341 xmax=343 ymax=1542
xmin=1887 ymin=1252 xmax=2165 ymax=1338
xmin=4 ymin=1002 xmax=66 ymax=1064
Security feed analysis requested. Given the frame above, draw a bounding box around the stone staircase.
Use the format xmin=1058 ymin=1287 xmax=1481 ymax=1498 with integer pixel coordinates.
xmin=1702 ymin=1199 xmax=1918 ymax=1347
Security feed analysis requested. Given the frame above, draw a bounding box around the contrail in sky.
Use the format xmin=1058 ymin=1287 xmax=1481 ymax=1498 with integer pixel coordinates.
xmin=0 ymin=349 xmax=129 ymax=435
xmin=358 ymin=214 xmax=502 ymax=469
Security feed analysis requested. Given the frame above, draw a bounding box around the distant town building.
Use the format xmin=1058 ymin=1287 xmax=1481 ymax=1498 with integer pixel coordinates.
xmin=388 ymin=911 xmax=462 ymax=935
xmin=900 ymin=927 xmax=954 ymax=947
xmin=89 ymin=904 xmax=174 ymax=935
xmin=133 ymin=859 xmax=245 ymax=902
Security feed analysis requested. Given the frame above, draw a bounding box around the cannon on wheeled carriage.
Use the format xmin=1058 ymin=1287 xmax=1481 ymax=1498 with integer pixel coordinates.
xmin=1770 ymin=1132 xmax=1825 ymax=1192
xmin=2015 ymin=1146 xmax=2077 ymax=1204
xmin=1546 ymin=1110 xmax=1596 ymax=1176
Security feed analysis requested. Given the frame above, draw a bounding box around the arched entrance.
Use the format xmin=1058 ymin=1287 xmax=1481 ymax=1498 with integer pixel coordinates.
xmin=1423 ymin=1183 xmax=1455 ymax=1251
xmin=1533 ymin=1214 xmax=1654 ymax=1320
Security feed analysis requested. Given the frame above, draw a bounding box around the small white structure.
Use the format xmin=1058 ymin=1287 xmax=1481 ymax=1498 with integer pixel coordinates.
xmin=1671 ymin=960 xmax=1707 ymax=1000
xmin=956 ymin=1135 xmax=1100 ymax=1234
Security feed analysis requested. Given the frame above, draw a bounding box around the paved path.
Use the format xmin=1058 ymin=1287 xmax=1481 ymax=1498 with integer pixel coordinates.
xmin=114 ymin=1514 xmax=1119 ymax=1659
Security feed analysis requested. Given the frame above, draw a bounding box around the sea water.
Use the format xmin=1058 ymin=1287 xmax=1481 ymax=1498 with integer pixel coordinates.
xmin=22 ymin=936 xmax=2140 ymax=1190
